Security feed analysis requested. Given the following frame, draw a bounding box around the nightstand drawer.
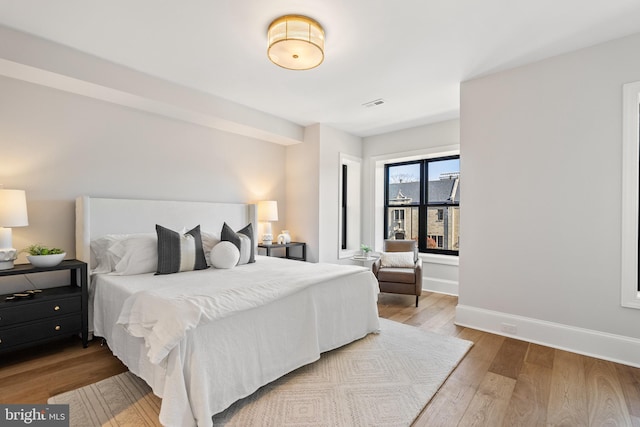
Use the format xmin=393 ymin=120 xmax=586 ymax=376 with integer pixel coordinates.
xmin=0 ymin=296 xmax=81 ymax=327
xmin=0 ymin=314 xmax=81 ymax=350
xmin=0 ymin=260 xmax=88 ymax=353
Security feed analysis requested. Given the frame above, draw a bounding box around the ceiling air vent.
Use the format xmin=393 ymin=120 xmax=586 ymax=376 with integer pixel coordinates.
xmin=362 ymin=98 xmax=385 ymax=108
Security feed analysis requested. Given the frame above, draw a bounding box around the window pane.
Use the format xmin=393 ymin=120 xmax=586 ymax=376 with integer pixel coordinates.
xmin=387 ymin=163 xmax=420 ymax=206
xmin=451 ymin=206 xmax=460 ymax=250
xmin=427 ymin=158 xmax=460 ymax=203
xmin=426 ymin=206 xmax=460 ymax=251
xmin=387 ymin=207 xmax=418 ymax=241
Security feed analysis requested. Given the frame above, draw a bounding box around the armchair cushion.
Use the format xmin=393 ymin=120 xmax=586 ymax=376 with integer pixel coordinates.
xmin=377 ymin=267 xmax=417 ymax=284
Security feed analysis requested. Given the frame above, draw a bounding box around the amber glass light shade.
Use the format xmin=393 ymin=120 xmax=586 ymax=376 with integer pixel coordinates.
xmin=267 ymin=15 xmax=325 ymax=70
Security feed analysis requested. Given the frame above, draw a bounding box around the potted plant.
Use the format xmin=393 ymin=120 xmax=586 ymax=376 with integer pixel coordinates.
xmin=360 ymin=244 xmax=372 ymax=258
xmin=22 ymin=244 xmax=66 ymax=267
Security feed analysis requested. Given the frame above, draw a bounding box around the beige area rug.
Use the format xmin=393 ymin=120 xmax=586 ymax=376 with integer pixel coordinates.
xmin=49 ymin=319 xmax=473 ymax=426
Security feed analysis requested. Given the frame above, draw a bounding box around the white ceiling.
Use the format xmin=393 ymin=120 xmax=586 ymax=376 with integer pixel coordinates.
xmin=1 ymin=0 xmax=640 ymax=137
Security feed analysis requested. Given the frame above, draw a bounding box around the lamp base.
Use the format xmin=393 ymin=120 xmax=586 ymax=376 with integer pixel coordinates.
xmin=0 ymin=259 xmax=15 ymax=270
xmin=0 ymin=247 xmax=18 ymax=270
xmin=0 ymin=227 xmax=18 ymax=269
xmin=262 ymin=234 xmax=273 ymax=246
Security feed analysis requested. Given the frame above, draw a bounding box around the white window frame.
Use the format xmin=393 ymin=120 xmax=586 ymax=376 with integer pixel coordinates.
xmin=621 ymin=81 xmax=640 ymax=309
xmin=338 ymin=153 xmax=362 ymax=259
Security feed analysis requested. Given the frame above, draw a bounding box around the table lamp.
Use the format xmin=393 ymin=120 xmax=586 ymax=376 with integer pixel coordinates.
xmin=257 ymin=200 xmax=278 ymax=245
xmin=0 ymin=189 xmax=29 ymax=270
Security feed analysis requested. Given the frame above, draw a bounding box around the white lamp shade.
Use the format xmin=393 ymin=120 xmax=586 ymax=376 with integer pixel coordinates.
xmin=257 ymin=200 xmax=278 ymax=222
xmin=0 ymin=189 xmax=28 ymax=227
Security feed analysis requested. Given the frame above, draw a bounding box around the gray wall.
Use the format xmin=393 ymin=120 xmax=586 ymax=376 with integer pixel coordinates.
xmin=459 ymin=32 xmax=640 ymax=365
xmin=0 ymin=27 xmax=295 ymax=269
xmin=0 ymin=75 xmax=287 ymax=265
xmin=285 ymin=124 xmax=363 ymax=264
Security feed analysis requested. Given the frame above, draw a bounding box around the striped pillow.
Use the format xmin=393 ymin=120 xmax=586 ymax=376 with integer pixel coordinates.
xmin=155 ymin=224 xmax=209 ymax=275
xmin=221 ymin=222 xmax=255 ymax=265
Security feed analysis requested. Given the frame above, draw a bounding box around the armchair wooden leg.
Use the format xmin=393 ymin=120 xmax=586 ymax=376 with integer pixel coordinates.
xmin=416 ymin=295 xmax=419 ymax=307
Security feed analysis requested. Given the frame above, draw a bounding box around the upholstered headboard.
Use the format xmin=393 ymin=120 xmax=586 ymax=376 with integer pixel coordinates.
xmin=75 ymin=196 xmax=257 ymax=272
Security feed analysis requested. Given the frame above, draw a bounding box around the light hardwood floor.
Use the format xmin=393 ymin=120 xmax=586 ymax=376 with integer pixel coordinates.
xmin=2 ymin=291 xmax=639 ymax=426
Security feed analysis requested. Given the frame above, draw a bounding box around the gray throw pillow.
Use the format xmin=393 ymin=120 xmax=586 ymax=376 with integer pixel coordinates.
xmin=155 ymin=224 xmax=209 ymax=274
xmin=221 ymin=222 xmax=255 ymax=264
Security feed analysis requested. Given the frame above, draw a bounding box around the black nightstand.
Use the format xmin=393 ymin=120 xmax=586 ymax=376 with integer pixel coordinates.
xmin=0 ymin=259 xmax=88 ymax=354
xmin=258 ymin=242 xmax=306 ymax=261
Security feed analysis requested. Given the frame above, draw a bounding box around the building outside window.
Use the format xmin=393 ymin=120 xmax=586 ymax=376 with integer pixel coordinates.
xmin=384 ymin=156 xmax=460 ymax=255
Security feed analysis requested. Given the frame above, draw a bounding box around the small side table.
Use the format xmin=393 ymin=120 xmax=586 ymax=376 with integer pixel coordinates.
xmin=258 ymin=242 xmax=306 ymax=262
xmin=351 ymin=255 xmax=379 ymax=268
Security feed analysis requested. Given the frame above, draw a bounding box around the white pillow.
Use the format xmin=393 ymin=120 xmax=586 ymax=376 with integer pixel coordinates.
xmin=210 ymin=241 xmax=240 ymax=269
xmin=380 ymin=251 xmax=415 ymax=268
xmin=201 ymin=231 xmax=221 ymax=266
xmin=109 ymin=234 xmax=158 ymax=275
xmin=237 ymin=233 xmax=252 ymax=265
xmin=90 ymin=233 xmax=154 ymax=274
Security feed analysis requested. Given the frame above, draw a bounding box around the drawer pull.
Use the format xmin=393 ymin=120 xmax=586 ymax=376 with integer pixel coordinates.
xmin=55 ymin=325 xmax=61 ymax=331
xmin=54 ymin=306 xmax=60 ymax=311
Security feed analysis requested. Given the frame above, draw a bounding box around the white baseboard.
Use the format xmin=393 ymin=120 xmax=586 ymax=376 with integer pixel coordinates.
xmin=423 ymin=277 xmax=458 ymax=296
xmin=456 ymin=304 xmax=640 ymax=368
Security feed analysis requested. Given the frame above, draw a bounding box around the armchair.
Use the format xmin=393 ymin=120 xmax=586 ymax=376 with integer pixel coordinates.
xmin=372 ymin=240 xmax=422 ymax=307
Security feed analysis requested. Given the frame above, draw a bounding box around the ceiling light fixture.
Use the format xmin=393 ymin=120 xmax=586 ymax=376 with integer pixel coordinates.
xmin=267 ymin=15 xmax=324 ymax=70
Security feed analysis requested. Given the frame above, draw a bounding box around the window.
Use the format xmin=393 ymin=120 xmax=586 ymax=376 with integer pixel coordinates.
xmin=384 ymin=156 xmax=460 ymax=255
xmin=341 ymin=164 xmax=347 ymax=250
xmin=338 ymin=153 xmax=362 ymax=258
xmin=393 ymin=209 xmax=405 ymax=221
xmin=427 ymin=234 xmax=444 ymax=248
xmin=621 ymin=81 xmax=640 ymax=308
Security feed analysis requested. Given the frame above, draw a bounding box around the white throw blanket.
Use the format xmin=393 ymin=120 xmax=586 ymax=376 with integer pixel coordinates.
xmin=117 ymin=258 xmax=368 ymax=364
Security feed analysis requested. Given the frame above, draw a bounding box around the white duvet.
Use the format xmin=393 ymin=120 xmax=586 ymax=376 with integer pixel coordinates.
xmin=93 ymin=256 xmax=380 ymax=427
xmin=117 ymin=259 xmax=372 ymax=364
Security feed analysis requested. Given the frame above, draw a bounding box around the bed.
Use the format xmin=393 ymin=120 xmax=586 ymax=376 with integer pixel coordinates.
xmin=75 ymin=196 xmax=380 ymax=427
